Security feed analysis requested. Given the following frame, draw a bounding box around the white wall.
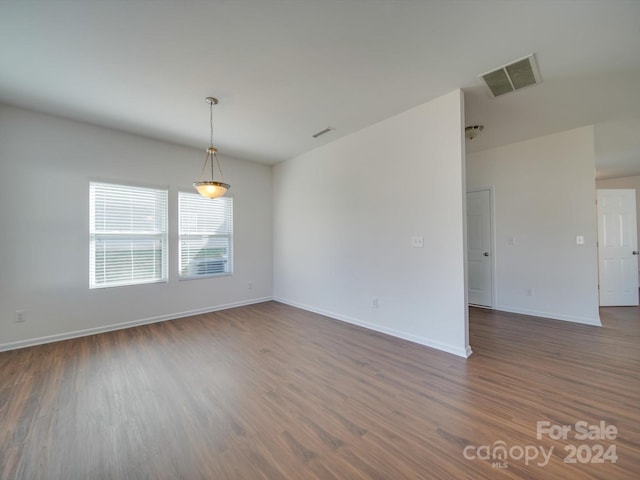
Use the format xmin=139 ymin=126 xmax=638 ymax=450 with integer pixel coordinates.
xmin=273 ymin=90 xmax=469 ymax=357
xmin=596 ymin=175 xmax=640 ymax=282
xmin=466 ymin=126 xmax=600 ymax=325
xmin=0 ymin=104 xmax=273 ymax=349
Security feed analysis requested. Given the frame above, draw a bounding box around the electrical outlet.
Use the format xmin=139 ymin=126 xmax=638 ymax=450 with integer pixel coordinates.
xmin=248 ymin=282 xmax=254 ymax=290
xmin=372 ymin=298 xmax=379 ymax=309
xmin=526 ymin=288 xmax=533 ymax=297
xmin=15 ymin=310 xmax=26 ymax=323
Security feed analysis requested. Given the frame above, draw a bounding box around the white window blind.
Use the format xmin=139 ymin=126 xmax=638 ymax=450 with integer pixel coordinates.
xmin=90 ymin=182 xmax=168 ymax=289
xmin=179 ymin=192 xmax=233 ymax=279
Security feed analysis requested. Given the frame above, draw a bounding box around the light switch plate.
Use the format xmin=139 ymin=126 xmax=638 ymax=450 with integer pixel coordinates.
xmin=576 ymin=235 xmax=585 ymax=245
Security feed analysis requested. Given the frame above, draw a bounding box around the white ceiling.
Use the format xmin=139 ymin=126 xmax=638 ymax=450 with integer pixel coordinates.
xmin=1 ymin=1 xmax=639 ymax=178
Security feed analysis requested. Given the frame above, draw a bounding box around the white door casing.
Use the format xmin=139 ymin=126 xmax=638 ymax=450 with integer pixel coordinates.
xmin=467 ymin=188 xmax=494 ymax=308
xmin=597 ymin=189 xmax=639 ymax=306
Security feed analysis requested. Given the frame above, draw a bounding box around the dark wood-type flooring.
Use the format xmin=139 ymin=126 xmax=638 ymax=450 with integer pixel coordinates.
xmin=1 ymin=302 xmax=638 ymax=479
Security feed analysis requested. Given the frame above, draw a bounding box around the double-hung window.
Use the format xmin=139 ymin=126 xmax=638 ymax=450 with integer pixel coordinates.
xmin=179 ymin=192 xmax=233 ymax=279
xmin=90 ymin=182 xmax=168 ymax=288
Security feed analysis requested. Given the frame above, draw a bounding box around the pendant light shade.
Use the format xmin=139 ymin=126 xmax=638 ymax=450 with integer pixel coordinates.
xmin=195 ymin=181 xmax=229 ymax=198
xmin=194 ymin=97 xmax=230 ymax=198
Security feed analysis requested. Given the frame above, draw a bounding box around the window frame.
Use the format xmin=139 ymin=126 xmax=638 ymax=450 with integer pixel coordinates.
xmin=178 ymin=190 xmax=234 ymax=280
xmin=89 ymin=181 xmax=169 ymax=289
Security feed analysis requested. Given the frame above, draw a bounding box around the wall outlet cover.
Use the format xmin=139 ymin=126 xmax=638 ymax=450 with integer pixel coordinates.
xmin=411 ymin=236 xmax=424 ymax=248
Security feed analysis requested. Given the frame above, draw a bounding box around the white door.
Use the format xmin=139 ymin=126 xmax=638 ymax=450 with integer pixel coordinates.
xmin=467 ymin=189 xmax=493 ymax=307
xmin=597 ymin=189 xmax=639 ymax=306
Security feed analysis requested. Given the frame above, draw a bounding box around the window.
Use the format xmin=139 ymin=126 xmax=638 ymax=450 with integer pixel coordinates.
xmin=179 ymin=192 xmax=233 ymax=279
xmin=90 ymin=182 xmax=168 ymax=289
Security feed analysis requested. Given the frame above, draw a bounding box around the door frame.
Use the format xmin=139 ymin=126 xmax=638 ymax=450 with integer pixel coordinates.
xmin=466 ymin=186 xmax=497 ymax=309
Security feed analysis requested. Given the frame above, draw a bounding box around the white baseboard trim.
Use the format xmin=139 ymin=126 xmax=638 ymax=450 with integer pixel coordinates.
xmin=495 ymin=304 xmax=602 ymax=326
xmin=0 ymin=297 xmax=273 ymax=352
xmin=274 ymin=297 xmax=472 ymax=358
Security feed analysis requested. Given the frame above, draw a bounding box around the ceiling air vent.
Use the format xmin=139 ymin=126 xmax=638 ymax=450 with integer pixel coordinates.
xmin=312 ymin=127 xmax=335 ymax=138
xmin=479 ymin=54 xmax=542 ymax=98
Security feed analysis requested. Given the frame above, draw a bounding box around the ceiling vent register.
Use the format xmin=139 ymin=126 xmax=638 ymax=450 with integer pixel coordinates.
xmin=479 ymin=54 xmax=542 ymax=97
xmin=312 ymin=127 xmax=335 ymax=138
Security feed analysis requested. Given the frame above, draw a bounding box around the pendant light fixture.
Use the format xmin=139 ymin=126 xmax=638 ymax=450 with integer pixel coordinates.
xmin=194 ymin=97 xmax=230 ymax=198
xmin=465 ymin=125 xmax=484 ymax=140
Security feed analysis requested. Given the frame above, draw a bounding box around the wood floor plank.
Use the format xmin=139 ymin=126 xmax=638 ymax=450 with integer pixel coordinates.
xmin=1 ymin=301 xmax=639 ymax=479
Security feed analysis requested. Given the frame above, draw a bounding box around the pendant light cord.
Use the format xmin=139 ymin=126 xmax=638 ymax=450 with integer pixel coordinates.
xmin=215 ymin=153 xmax=226 ymax=183
xmin=198 ymin=99 xmax=226 ymax=183
xmin=210 ymin=101 xmax=215 ymax=181
xmin=210 ymin=99 xmax=214 ymax=148
xmin=198 ymin=152 xmax=208 ymax=181
xmin=211 ymin=100 xmax=226 ymax=183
